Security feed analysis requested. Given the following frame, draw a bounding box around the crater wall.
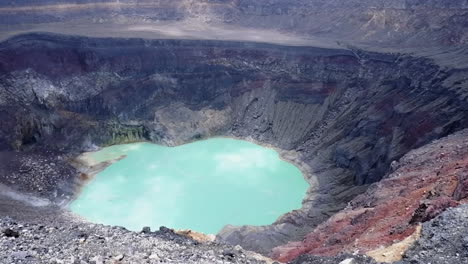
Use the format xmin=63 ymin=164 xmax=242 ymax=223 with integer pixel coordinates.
xmin=1 ymin=33 xmax=468 ymax=254
xmin=0 ymin=0 xmax=467 ymax=48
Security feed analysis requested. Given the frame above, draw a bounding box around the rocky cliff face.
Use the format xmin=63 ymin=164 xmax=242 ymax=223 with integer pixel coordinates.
xmin=1 ymin=33 xmax=468 ymax=255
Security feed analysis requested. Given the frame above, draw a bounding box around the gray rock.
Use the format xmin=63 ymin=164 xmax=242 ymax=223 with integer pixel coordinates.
xmin=141 ymin=226 xmax=151 ymax=234
xmin=11 ymin=250 xmax=29 ymax=259
xmin=90 ymin=256 xmax=103 ymax=264
xmin=400 ymin=204 xmax=468 ymax=264
xmin=3 ymin=228 xmax=19 ymax=238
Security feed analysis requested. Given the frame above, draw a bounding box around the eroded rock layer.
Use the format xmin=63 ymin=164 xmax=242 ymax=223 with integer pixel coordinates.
xmin=1 ymin=33 xmax=468 ymax=255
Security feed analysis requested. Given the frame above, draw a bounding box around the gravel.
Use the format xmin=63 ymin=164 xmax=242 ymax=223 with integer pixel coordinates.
xmin=397 ymin=204 xmax=468 ymax=264
xmin=0 ymin=199 xmax=268 ymax=264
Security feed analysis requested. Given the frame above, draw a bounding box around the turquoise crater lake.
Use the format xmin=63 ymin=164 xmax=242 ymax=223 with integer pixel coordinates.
xmin=70 ymin=138 xmax=308 ymax=234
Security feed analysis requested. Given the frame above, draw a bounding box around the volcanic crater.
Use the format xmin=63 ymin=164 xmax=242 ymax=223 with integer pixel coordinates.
xmin=0 ymin=1 xmax=468 ymax=264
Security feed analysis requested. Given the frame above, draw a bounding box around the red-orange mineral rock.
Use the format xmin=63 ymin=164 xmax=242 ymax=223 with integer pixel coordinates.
xmin=273 ymin=130 xmax=468 ymax=262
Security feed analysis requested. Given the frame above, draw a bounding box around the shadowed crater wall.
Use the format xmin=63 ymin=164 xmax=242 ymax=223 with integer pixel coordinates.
xmin=1 ymin=33 xmax=468 ymax=255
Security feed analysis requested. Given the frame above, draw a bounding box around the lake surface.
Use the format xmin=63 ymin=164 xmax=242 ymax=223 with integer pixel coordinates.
xmin=70 ymin=138 xmax=308 ymax=234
